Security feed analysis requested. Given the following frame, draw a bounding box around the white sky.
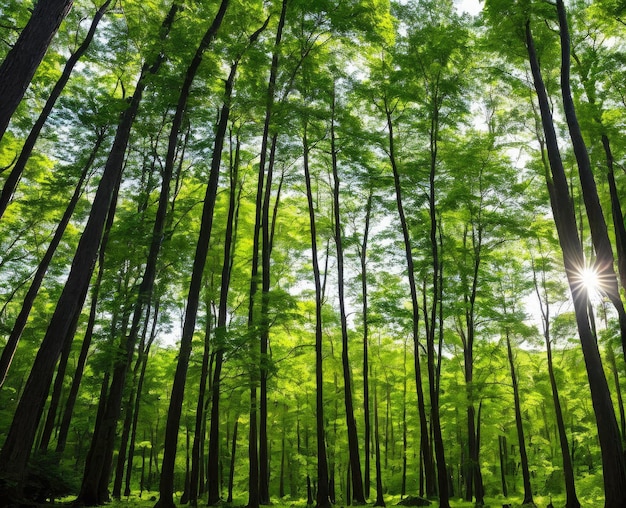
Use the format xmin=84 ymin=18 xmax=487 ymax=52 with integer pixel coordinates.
xmin=454 ymin=0 xmax=482 ymax=15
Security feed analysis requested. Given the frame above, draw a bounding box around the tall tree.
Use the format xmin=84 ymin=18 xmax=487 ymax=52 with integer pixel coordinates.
xmin=0 ymin=4 xmax=179 ymax=501
xmin=555 ymin=0 xmax=626 ymax=359
xmin=153 ymin=2 xmax=234 ymax=506
xmin=530 ymin=231 xmax=581 ymax=508
xmin=0 ymin=0 xmax=112 ymax=220
xmin=330 ymin=87 xmax=366 ymax=505
xmin=0 ymin=0 xmax=73 ymax=141
xmin=302 ymin=120 xmax=331 ymax=508
xmin=522 ymin=9 xmax=626 ymax=502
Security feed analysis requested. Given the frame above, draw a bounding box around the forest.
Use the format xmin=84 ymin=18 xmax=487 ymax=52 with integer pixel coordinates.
xmin=1 ymin=0 xmax=626 ymax=506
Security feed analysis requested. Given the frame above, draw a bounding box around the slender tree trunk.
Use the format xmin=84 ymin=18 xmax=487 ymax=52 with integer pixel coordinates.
xmin=254 ymin=4 xmax=288 ymax=503
xmin=38 ymin=308 xmax=83 ymax=452
xmin=505 ymin=332 xmax=534 ymax=505
xmin=302 ymin=125 xmax=331 ymax=508
xmin=206 ymin=121 xmax=245 ymax=507
xmin=154 ymin=6 xmax=233 ymax=505
xmin=401 ymin=340 xmax=408 ymax=499
xmin=498 ymin=435 xmax=508 ymax=498
xmin=424 ymin=90 xmax=450 ymax=508
xmin=0 ymin=0 xmax=111 ymax=219
xmin=0 ymin=129 xmax=105 ymax=388
xmin=0 ymin=4 xmax=178 ymax=500
xmin=360 ymin=190 xmax=373 ymax=501
xmin=526 ymin=19 xmax=626 ymax=505
xmin=385 ymin=101 xmax=435 ymax=499
xmin=125 ymin=303 xmax=160 ymax=497
xmin=331 ymin=90 xmax=365 ymax=505
xmin=373 ymin=376 xmax=385 ymax=507
xmin=112 ymin=307 xmax=154 ymax=499
xmin=556 ymin=0 xmax=626 ymax=359
xmin=532 ymin=253 xmax=581 ymax=508
xmin=0 ymin=0 xmax=73 ymax=141
xmin=227 ymin=417 xmax=239 ymax=503
xmin=189 ymin=307 xmax=212 ymax=506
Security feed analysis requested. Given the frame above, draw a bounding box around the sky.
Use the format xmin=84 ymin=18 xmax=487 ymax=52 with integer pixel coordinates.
xmin=454 ymin=0 xmax=482 ymax=15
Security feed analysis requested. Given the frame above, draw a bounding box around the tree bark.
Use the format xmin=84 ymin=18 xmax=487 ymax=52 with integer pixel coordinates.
xmin=302 ymin=124 xmax=331 ymax=508
xmin=505 ymin=332 xmax=534 ymax=505
xmin=0 ymin=128 xmax=104 ymax=388
xmin=154 ymin=5 xmax=232 ymax=506
xmin=0 ymin=0 xmax=73 ymax=141
xmin=0 ymin=0 xmax=111 ymax=219
xmin=526 ymin=19 xmax=626 ymax=505
xmin=331 ymin=89 xmax=365 ymax=505
xmin=207 ymin=121 xmax=243 ymax=507
xmin=385 ymin=101 xmax=435 ymax=499
xmin=555 ymin=0 xmax=626 ymax=360
xmin=125 ymin=303 xmax=160 ymax=497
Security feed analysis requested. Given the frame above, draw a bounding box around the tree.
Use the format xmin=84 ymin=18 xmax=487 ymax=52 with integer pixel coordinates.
xmin=0 ymin=0 xmax=74 ymax=141
xmin=0 ymin=4 xmax=180 ymax=501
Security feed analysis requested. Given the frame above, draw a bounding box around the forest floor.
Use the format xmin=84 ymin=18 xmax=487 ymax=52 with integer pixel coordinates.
xmin=71 ymin=493 xmax=567 ymax=508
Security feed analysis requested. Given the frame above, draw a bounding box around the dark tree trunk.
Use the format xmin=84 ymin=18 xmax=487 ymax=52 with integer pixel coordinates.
xmin=255 ymin=3 xmax=288 ymax=503
xmin=189 ymin=309 xmax=212 ymax=506
xmin=227 ymin=417 xmax=239 ymax=503
xmin=533 ymin=254 xmax=581 ymax=508
xmin=385 ymin=101 xmax=435 ymax=499
xmin=0 ymin=0 xmax=111 ymax=219
xmin=401 ymin=340 xmax=408 ymax=499
xmin=498 ymin=435 xmax=508 ymax=498
xmin=331 ymin=90 xmax=365 ymax=505
xmin=505 ymin=332 xmax=534 ymax=505
xmin=206 ymin=116 xmax=243 ymax=508
xmin=37 ymin=308 xmax=83 ymax=452
xmin=360 ymin=190 xmax=373 ymax=501
xmin=125 ymin=304 xmax=159 ymax=497
xmin=302 ymin=125 xmax=331 ymax=508
xmin=556 ymin=0 xmax=626 ymax=359
xmin=55 ymin=190 xmax=117 ymax=457
xmin=0 ymin=1 xmax=179 ymax=497
xmin=526 ymin=19 xmax=626 ymax=505
xmin=0 ymin=0 xmax=73 ymax=141
xmin=112 ymin=307 xmax=154 ymax=499
xmin=373 ymin=377 xmax=385 ymax=507
xmin=154 ymin=5 xmax=231 ymax=506
xmin=0 ymin=129 xmax=105 ymax=388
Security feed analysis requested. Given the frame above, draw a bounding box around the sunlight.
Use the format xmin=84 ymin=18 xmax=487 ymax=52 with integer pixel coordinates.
xmin=580 ymin=266 xmax=600 ymax=295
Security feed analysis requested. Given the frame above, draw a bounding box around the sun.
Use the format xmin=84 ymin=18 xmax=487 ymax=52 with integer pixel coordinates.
xmin=579 ymin=266 xmax=600 ymax=295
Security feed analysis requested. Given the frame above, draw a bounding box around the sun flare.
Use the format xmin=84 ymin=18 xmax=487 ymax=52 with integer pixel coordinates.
xmin=580 ymin=266 xmax=600 ymax=294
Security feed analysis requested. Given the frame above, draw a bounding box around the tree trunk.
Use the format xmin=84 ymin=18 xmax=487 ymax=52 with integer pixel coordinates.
xmin=556 ymin=0 xmax=626 ymax=360
xmin=360 ymin=190 xmax=373 ymax=501
xmin=423 ymin=85 xmax=451 ymax=508
xmin=112 ymin=307 xmax=154 ymax=499
xmin=385 ymin=101 xmax=435 ymax=499
xmin=373 ymin=376 xmax=385 ymax=507
xmin=154 ymin=7 xmax=233 ymax=507
xmin=505 ymin=332 xmax=534 ymax=506
xmin=0 ymin=3 xmax=178 ymax=500
xmin=0 ymin=0 xmax=111 ymax=219
xmin=526 ymin=19 xmax=626 ymax=505
xmin=302 ymin=125 xmax=331 ymax=508
xmin=125 ymin=303 xmax=160 ymax=497
xmin=227 ymin=417 xmax=239 ymax=503
xmin=331 ymin=89 xmax=365 ymax=505
xmin=0 ymin=0 xmax=73 ymax=141
xmin=0 ymin=129 xmax=105 ymax=388
xmin=206 ymin=120 xmax=244 ymax=507
xmin=188 ymin=307 xmax=212 ymax=506
xmin=498 ymin=435 xmax=508 ymax=498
